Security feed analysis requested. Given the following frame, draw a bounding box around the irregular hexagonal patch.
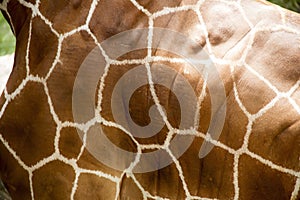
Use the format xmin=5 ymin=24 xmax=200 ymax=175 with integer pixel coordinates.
xmin=59 ymin=127 xmax=83 ymax=159
xmin=1 ymin=1 xmax=300 ymax=199
xmin=0 ymin=82 xmax=56 ymax=166
xmin=32 ymin=160 xmax=75 ymax=199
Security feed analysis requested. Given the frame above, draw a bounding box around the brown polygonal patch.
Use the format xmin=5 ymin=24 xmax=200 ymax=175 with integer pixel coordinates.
xmin=32 ymin=160 xmax=75 ymax=199
xmin=0 ymin=82 xmax=56 ymax=166
xmin=59 ymin=127 xmax=83 ymax=159
xmin=249 ymin=99 xmax=300 ymax=171
xmin=75 ymin=173 xmax=116 ymax=199
xmin=239 ymin=154 xmax=297 ymax=200
xmin=47 ymin=31 xmax=95 ymax=122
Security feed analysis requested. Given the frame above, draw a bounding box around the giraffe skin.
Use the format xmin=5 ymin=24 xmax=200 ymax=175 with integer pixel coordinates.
xmin=0 ymin=0 xmax=299 ymax=199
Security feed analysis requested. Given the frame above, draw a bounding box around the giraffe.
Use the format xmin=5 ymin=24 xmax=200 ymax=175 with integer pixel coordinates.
xmin=0 ymin=0 xmax=299 ymax=199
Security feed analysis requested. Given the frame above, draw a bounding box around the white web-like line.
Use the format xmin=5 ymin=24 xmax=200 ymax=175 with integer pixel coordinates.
xmin=0 ymin=0 xmax=299 ymax=200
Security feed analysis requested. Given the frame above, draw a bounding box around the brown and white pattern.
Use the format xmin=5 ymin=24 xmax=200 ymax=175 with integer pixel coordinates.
xmin=0 ymin=0 xmax=299 ymax=199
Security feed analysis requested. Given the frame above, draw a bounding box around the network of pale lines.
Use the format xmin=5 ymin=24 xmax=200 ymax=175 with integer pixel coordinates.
xmin=0 ymin=0 xmax=299 ymax=199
